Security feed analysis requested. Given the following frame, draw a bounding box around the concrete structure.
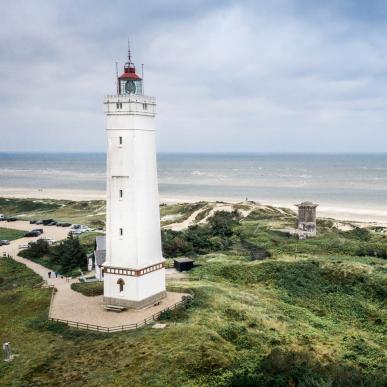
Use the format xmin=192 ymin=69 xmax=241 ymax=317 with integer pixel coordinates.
xmin=295 ymin=201 xmax=318 ymax=237
xmin=102 ymin=47 xmax=166 ymax=308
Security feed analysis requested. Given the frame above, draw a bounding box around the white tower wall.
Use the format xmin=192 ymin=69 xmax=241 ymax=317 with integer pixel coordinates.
xmin=103 ymin=94 xmax=166 ymax=308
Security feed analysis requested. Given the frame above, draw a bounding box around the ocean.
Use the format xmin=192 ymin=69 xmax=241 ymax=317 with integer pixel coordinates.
xmin=0 ymin=153 xmax=387 ymax=211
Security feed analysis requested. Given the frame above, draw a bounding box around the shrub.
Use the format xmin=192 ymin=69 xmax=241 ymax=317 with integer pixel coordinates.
xmin=71 ymin=282 xmax=103 ymax=297
xmin=22 ymin=239 xmax=50 ymax=259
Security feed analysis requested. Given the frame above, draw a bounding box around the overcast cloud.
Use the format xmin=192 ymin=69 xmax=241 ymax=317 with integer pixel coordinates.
xmin=0 ymin=0 xmax=386 ymax=152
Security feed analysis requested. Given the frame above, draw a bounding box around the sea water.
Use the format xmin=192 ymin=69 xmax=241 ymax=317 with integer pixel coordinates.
xmin=0 ymin=153 xmax=386 ymax=211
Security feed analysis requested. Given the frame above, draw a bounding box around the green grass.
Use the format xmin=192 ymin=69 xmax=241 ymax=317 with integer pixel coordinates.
xmin=0 ymin=198 xmax=106 ymax=227
xmin=1 ymin=198 xmax=386 ymax=385
xmin=1 ymin=254 xmax=386 ymax=385
xmin=71 ymin=282 xmax=104 ymax=296
xmin=0 ymin=227 xmax=25 ymax=241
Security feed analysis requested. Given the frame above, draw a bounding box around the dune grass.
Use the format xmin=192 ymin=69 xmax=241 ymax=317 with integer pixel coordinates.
xmin=1 ymin=252 xmax=385 ymax=386
xmin=0 ymin=198 xmax=106 ymax=227
xmin=0 ymin=198 xmax=386 ymax=385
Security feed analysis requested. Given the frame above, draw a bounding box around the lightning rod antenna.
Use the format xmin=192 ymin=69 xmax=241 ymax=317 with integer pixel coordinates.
xmin=115 ymin=62 xmax=119 ymax=94
xmin=141 ymin=64 xmax=144 ymax=94
xmin=128 ymin=38 xmax=131 ymax=63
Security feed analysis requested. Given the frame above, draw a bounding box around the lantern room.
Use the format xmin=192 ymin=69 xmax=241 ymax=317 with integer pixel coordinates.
xmin=118 ymin=48 xmax=143 ymax=96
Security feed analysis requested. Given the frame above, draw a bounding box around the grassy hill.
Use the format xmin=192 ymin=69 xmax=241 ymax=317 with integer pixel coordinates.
xmin=0 ymin=198 xmax=386 ymax=386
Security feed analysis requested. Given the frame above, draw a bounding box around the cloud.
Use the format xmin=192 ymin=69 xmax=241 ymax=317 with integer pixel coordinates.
xmin=0 ymin=0 xmax=386 ymax=152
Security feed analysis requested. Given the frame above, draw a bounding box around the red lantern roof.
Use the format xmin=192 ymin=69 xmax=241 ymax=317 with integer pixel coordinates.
xmin=119 ymin=66 xmax=142 ymax=80
xmin=118 ymin=41 xmax=142 ymax=80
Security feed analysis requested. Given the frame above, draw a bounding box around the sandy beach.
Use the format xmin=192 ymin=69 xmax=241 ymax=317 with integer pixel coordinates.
xmin=0 ymin=187 xmax=386 ymax=227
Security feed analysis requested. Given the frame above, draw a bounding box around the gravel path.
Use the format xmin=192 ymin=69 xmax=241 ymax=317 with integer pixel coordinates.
xmin=0 ymin=221 xmax=185 ymax=328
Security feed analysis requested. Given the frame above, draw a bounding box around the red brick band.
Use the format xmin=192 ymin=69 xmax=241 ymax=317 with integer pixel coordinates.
xmin=104 ymin=261 xmax=165 ymax=277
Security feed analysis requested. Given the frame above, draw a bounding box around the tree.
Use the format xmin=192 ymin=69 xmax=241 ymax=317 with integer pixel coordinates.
xmin=53 ymin=234 xmax=87 ymax=274
xmin=27 ymin=239 xmax=50 ymax=258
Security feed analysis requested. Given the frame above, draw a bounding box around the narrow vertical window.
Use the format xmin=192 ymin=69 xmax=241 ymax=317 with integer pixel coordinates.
xmin=119 ymin=136 xmax=123 ymax=146
xmin=119 ymin=228 xmax=123 ymax=237
xmin=119 ymin=189 xmax=123 ymax=200
xmin=143 ymin=103 xmax=148 ymax=110
xmin=117 ymin=278 xmax=125 ymax=294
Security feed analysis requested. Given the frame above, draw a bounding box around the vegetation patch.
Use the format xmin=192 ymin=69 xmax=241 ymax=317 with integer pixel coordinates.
xmin=1 ymin=198 xmax=386 ymax=386
xmin=18 ymin=235 xmax=87 ymax=275
xmin=71 ymin=282 xmax=103 ymax=297
xmin=0 ymin=227 xmax=25 ymax=241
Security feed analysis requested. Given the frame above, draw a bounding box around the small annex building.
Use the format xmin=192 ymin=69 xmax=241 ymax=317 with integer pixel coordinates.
xmin=174 ymin=257 xmax=194 ymax=272
xmin=87 ymin=235 xmax=106 ymax=281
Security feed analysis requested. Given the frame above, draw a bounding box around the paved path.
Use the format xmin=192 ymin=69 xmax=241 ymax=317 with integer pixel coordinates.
xmin=0 ymin=221 xmax=186 ymax=328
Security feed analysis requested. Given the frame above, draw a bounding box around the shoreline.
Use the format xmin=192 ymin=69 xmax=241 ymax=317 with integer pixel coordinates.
xmin=0 ymin=187 xmax=386 ymax=227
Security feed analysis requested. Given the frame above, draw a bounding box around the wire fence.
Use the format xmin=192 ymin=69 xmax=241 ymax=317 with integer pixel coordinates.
xmin=48 ymin=297 xmax=191 ymax=333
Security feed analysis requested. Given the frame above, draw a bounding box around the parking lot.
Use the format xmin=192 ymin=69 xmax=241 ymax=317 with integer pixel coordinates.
xmin=0 ymin=220 xmax=71 ymax=260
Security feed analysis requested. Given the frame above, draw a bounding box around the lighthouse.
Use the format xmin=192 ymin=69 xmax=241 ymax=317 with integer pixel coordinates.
xmin=102 ymin=47 xmax=166 ymax=308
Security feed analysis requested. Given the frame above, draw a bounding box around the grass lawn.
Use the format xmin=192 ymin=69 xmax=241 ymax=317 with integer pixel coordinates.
xmin=0 ymin=227 xmax=25 ymax=241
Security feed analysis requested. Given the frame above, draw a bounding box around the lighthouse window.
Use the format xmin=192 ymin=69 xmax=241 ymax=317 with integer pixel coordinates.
xmin=119 ymin=228 xmax=123 ymax=237
xmin=119 ymin=136 xmax=123 ymax=146
xmin=117 ymin=278 xmax=125 ymax=294
xmin=119 ymin=189 xmax=123 ymax=200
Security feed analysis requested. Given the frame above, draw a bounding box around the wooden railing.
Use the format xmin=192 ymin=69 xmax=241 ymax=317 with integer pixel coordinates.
xmin=48 ymin=296 xmax=192 ymax=333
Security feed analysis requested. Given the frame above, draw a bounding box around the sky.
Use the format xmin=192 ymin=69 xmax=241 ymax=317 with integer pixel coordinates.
xmin=0 ymin=0 xmax=387 ymax=153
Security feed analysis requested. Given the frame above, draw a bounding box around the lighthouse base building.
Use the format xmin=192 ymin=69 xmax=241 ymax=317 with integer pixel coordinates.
xmin=102 ymin=48 xmax=166 ymax=309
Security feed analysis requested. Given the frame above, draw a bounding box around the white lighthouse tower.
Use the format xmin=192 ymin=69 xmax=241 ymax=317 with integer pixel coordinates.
xmin=102 ymin=47 xmax=166 ymax=309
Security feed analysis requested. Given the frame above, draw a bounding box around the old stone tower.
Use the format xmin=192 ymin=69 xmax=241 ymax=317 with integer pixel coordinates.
xmin=295 ymin=201 xmax=318 ymax=237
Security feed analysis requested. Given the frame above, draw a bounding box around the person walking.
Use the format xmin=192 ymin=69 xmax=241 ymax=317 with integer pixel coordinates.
xmin=55 ymin=272 xmax=58 ymax=278
xmin=48 ymin=271 xmax=51 ymax=278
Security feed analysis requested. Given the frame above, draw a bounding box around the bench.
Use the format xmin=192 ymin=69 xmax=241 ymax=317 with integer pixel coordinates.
xmin=104 ymin=304 xmax=127 ymax=312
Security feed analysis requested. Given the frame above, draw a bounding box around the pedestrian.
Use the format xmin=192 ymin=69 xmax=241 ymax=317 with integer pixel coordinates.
xmin=48 ymin=271 xmax=51 ymax=278
xmin=55 ymin=272 xmax=58 ymax=278
xmin=3 ymin=342 xmax=12 ymax=361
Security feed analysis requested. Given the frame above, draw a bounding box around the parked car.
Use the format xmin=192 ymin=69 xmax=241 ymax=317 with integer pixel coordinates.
xmin=58 ymin=222 xmax=71 ymax=227
xmin=18 ymin=244 xmax=29 ymax=249
xmin=0 ymin=240 xmax=10 ymax=245
xmin=47 ymin=221 xmax=57 ymax=226
xmin=32 ymin=228 xmax=43 ymax=234
xmin=29 ymin=220 xmax=37 ymax=224
xmin=24 ymin=231 xmax=41 ymax=237
xmin=0 ymin=214 xmax=5 ymax=221
xmin=35 ymin=220 xmax=43 ymax=225
xmin=42 ymin=219 xmax=55 ymax=225
xmin=71 ymin=224 xmax=81 ymax=229
xmin=6 ymin=217 xmax=17 ymax=222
